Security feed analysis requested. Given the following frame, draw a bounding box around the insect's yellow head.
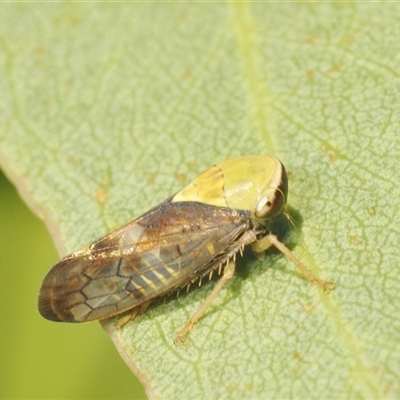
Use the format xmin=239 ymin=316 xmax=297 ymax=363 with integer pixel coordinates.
xmin=172 ymin=155 xmax=288 ymax=222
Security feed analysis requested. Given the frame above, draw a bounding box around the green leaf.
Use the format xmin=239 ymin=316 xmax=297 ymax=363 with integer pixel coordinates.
xmin=1 ymin=3 xmax=399 ymax=399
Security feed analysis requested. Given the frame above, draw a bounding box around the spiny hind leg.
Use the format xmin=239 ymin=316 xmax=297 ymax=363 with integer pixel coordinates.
xmin=174 ymin=260 xmax=236 ymax=345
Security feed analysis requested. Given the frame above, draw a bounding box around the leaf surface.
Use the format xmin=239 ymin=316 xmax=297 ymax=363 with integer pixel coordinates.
xmin=1 ymin=3 xmax=399 ymax=399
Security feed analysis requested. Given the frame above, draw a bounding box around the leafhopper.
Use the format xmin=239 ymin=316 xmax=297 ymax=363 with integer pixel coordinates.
xmin=38 ymin=156 xmax=334 ymax=343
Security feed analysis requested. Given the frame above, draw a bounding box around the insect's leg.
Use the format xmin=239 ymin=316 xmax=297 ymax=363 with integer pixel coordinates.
xmin=253 ymin=234 xmax=335 ymax=292
xmin=175 ymin=261 xmax=236 ymax=345
xmin=115 ymin=301 xmax=151 ymax=328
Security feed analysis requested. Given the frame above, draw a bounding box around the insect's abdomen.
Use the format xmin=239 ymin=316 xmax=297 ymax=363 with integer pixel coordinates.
xmin=38 ymin=200 xmax=250 ymax=323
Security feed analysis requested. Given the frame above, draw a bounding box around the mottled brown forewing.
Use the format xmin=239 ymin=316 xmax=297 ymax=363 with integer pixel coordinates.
xmin=38 ymin=198 xmax=250 ymax=323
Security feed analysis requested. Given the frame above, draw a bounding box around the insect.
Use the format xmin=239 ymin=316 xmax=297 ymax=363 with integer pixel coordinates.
xmin=38 ymin=155 xmax=334 ymax=344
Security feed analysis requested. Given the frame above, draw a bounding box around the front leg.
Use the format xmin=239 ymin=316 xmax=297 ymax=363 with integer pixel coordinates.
xmin=253 ymin=234 xmax=335 ymax=292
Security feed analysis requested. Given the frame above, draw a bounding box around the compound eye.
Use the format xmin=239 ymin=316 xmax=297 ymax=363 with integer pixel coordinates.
xmin=254 ymin=188 xmax=286 ymax=220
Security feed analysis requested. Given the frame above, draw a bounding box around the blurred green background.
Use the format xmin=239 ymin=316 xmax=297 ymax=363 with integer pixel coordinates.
xmin=0 ymin=169 xmax=146 ymax=399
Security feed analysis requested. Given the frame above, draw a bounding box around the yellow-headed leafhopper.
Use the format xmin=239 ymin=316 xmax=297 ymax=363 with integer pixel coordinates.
xmin=38 ymin=156 xmax=334 ymax=343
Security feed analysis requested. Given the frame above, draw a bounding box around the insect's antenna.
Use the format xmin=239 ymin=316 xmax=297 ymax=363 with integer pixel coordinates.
xmin=282 ymin=205 xmax=300 ymax=230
